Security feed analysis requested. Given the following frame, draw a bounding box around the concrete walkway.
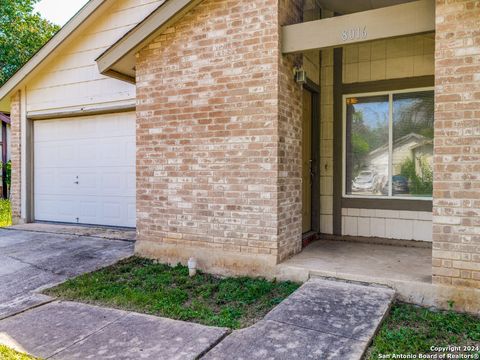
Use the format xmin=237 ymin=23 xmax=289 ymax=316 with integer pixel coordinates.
xmin=0 ymin=301 xmax=228 ymax=360
xmin=0 ymin=278 xmax=394 ymax=360
xmin=203 ymin=279 xmax=395 ymax=360
xmin=0 ymin=227 xmax=133 ymax=319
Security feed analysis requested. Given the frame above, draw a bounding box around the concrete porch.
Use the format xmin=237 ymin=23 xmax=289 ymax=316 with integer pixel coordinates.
xmin=277 ymin=239 xmax=479 ymax=313
xmin=279 ymin=239 xmax=432 ymax=284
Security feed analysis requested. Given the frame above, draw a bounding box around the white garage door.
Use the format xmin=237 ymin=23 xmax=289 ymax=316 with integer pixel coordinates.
xmin=34 ymin=112 xmax=136 ymax=227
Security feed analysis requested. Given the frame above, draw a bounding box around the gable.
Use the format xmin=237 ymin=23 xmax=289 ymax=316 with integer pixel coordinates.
xmin=0 ymin=0 xmax=165 ymax=115
xmin=96 ymin=0 xmax=202 ymax=81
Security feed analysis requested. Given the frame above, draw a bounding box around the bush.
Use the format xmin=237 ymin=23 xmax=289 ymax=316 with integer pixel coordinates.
xmin=0 ymin=199 xmax=12 ymax=227
xmin=400 ymin=157 xmax=433 ymax=195
xmin=2 ymin=160 xmax=11 ymax=187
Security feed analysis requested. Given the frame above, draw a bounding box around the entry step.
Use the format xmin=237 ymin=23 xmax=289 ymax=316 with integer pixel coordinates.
xmin=203 ymin=278 xmax=395 ymax=359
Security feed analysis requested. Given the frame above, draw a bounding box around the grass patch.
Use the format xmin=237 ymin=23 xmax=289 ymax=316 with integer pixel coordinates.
xmin=367 ymin=302 xmax=480 ymax=359
xmin=44 ymin=257 xmax=300 ymax=329
xmin=0 ymin=345 xmax=40 ymax=360
xmin=0 ymin=199 xmax=11 ymax=227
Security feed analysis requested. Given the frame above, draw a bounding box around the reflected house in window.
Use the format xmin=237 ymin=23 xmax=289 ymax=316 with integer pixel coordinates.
xmin=364 ymin=133 xmax=433 ymax=196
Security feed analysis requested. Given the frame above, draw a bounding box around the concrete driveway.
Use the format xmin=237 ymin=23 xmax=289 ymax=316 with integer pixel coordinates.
xmin=0 ymin=225 xmax=134 ymax=319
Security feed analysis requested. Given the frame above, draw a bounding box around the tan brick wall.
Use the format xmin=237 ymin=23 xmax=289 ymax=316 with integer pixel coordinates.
xmin=433 ymin=0 xmax=480 ymax=288
xmin=10 ymin=91 xmax=21 ymax=223
xmin=135 ymin=0 xmax=303 ymax=275
xmin=277 ymin=0 xmax=303 ymax=261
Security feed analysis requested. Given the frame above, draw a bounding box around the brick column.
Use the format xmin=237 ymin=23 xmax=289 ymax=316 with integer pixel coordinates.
xmin=277 ymin=0 xmax=303 ymax=261
xmin=134 ymin=0 xmax=303 ymax=276
xmin=432 ymin=0 xmax=480 ymax=288
xmin=9 ymin=91 xmax=21 ymax=224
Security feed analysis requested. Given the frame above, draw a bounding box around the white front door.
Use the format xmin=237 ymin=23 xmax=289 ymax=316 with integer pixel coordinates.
xmin=34 ymin=112 xmax=136 ymax=227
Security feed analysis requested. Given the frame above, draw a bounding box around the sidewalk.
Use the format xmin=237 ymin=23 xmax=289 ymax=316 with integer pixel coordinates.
xmin=0 ymin=278 xmax=395 ymax=359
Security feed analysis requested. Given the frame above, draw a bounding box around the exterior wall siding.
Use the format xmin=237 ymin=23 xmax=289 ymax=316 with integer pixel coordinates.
xmin=433 ymin=0 xmax=480 ymax=288
xmin=135 ymin=0 xmax=303 ymax=275
xmin=342 ymin=208 xmax=433 ymax=241
xmin=26 ymin=0 xmax=164 ymax=113
xmin=343 ymin=33 xmax=435 ymax=84
xmin=318 ymin=9 xmax=335 ymax=235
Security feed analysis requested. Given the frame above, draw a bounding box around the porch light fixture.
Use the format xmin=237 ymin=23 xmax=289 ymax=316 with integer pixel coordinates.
xmin=294 ymin=67 xmax=307 ymax=85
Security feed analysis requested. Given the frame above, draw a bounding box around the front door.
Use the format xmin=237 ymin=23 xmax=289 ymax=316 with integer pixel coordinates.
xmin=302 ymin=90 xmax=313 ymax=233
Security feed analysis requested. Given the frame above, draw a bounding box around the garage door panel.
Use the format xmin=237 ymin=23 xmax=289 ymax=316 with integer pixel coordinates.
xmin=98 ymin=137 xmax=135 ymax=166
xmin=35 ymin=195 xmax=80 ymax=222
xmin=77 ymin=196 xmax=135 ymax=227
xmin=71 ymin=167 xmax=135 ymax=197
xmin=34 ymin=112 xmax=136 ymax=227
xmin=35 ymin=168 xmax=79 ymax=196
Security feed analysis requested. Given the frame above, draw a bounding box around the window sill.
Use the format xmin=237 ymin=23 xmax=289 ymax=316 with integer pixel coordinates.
xmin=341 ymin=197 xmax=432 ymax=212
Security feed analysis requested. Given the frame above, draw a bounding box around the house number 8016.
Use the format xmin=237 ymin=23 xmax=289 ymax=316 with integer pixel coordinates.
xmin=341 ymin=26 xmax=367 ymax=41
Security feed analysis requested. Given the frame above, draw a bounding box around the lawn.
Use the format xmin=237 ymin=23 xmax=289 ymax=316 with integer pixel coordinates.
xmin=367 ymin=302 xmax=480 ymax=359
xmin=0 ymin=199 xmax=11 ymax=227
xmin=44 ymin=257 xmax=300 ymax=329
xmin=0 ymin=345 xmax=39 ymax=360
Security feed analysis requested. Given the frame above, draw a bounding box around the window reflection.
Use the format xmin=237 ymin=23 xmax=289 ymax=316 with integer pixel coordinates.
xmin=392 ymin=91 xmax=434 ymax=197
xmin=345 ymin=96 xmax=389 ymax=196
xmin=345 ymin=90 xmax=434 ymax=198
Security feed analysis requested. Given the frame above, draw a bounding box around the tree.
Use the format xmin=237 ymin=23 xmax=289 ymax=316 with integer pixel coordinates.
xmin=0 ymin=0 xmax=60 ymax=85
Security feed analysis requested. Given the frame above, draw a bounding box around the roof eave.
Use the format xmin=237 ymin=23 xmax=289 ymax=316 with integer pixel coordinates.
xmin=96 ymin=0 xmax=203 ymax=82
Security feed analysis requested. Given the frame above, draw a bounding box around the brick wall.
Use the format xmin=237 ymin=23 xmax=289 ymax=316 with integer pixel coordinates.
xmin=135 ymin=0 xmax=303 ymax=275
xmin=433 ymin=0 xmax=480 ymax=288
xmin=277 ymin=0 xmax=303 ymax=261
xmin=10 ymin=91 xmax=21 ymax=223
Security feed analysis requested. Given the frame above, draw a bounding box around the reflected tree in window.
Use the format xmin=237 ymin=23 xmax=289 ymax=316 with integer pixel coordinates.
xmin=346 ymin=96 xmax=389 ymax=196
xmin=393 ymin=91 xmax=434 ymax=197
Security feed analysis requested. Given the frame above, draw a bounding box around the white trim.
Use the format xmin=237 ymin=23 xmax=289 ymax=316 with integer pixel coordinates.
xmin=282 ymin=0 xmax=435 ymax=53
xmin=0 ymin=0 xmax=108 ymax=102
xmin=27 ymin=100 xmax=136 ymax=120
xmin=342 ymin=86 xmax=434 ymax=201
xmin=20 ymin=88 xmax=27 ymax=220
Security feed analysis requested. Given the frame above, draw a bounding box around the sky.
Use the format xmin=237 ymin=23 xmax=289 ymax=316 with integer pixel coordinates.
xmin=34 ymin=0 xmax=90 ymax=26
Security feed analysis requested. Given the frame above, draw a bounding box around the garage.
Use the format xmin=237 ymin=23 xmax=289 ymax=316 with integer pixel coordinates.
xmin=34 ymin=112 xmax=136 ymax=228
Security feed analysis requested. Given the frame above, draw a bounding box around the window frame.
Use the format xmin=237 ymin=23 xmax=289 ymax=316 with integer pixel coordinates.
xmin=342 ymin=86 xmax=434 ymax=201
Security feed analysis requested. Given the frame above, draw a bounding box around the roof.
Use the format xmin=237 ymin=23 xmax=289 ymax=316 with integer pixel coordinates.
xmin=368 ymin=133 xmax=431 ymax=159
xmin=0 ymin=0 xmax=108 ymax=102
xmin=96 ymin=0 xmax=203 ymax=81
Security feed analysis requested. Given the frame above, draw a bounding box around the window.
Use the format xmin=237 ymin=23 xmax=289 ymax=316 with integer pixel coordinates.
xmin=343 ymin=89 xmax=434 ymax=199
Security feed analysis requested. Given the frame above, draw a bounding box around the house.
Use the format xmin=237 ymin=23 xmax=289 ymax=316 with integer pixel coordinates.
xmin=0 ymin=0 xmax=479 ymax=312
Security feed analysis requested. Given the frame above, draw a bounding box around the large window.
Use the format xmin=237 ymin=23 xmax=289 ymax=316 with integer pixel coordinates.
xmin=343 ymin=89 xmax=434 ymax=199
